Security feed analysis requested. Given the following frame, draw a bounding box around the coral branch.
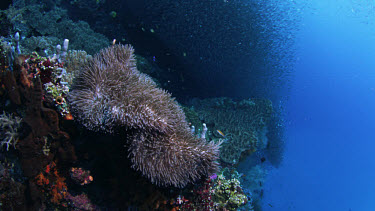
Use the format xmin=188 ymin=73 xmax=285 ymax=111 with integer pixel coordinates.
xmin=0 ymin=112 xmax=22 ymax=151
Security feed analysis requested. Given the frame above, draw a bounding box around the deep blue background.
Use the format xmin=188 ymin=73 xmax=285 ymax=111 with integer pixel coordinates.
xmin=262 ymin=2 xmax=375 ymax=211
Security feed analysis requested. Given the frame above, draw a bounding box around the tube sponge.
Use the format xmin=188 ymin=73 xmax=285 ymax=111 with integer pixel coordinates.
xmin=68 ymin=44 xmax=221 ymax=187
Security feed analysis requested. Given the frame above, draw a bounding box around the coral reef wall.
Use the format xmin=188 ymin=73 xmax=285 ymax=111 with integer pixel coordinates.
xmin=68 ymin=44 xmax=222 ymax=187
xmin=2 ymin=2 xmax=109 ymax=56
xmin=189 ymin=98 xmax=273 ymax=165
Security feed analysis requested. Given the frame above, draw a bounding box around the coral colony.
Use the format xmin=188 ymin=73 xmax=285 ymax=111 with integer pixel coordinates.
xmin=0 ymin=31 xmax=272 ymax=210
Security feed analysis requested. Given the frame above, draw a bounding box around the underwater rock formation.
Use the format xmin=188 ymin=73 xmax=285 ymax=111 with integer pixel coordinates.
xmin=68 ymin=44 xmax=222 ymax=187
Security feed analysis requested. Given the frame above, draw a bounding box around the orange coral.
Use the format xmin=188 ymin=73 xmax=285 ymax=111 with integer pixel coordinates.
xmin=45 ymin=164 xmax=50 ymax=174
xmin=19 ymin=68 xmax=33 ymax=88
xmin=36 ymin=173 xmax=49 ymax=186
xmin=35 ymin=162 xmax=68 ymax=205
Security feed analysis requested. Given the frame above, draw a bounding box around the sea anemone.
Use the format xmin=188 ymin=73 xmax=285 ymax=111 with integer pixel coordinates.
xmin=68 ymin=44 xmax=221 ymax=187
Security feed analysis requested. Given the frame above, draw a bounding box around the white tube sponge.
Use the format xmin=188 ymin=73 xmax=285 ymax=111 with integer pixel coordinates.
xmin=191 ymin=125 xmax=195 ymax=134
xmin=201 ymin=123 xmax=208 ymax=139
xmin=14 ymin=32 xmax=21 ymax=54
xmin=61 ymin=39 xmax=69 ymax=61
xmin=56 ymin=44 xmax=61 ymax=59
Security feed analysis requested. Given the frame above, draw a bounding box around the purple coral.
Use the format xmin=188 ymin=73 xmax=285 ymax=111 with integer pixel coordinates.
xmin=209 ymin=173 xmax=218 ymax=180
xmin=66 ymin=193 xmax=97 ymax=211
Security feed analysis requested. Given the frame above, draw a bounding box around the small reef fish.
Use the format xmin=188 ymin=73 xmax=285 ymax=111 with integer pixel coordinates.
xmin=216 ymin=130 xmax=225 ymax=137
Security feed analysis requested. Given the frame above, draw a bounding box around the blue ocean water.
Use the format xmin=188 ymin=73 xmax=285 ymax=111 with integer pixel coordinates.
xmin=262 ymin=1 xmax=375 ymax=211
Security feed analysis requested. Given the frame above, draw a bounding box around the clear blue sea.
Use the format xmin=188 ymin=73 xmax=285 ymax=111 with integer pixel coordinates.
xmin=262 ymin=1 xmax=375 ymax=210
